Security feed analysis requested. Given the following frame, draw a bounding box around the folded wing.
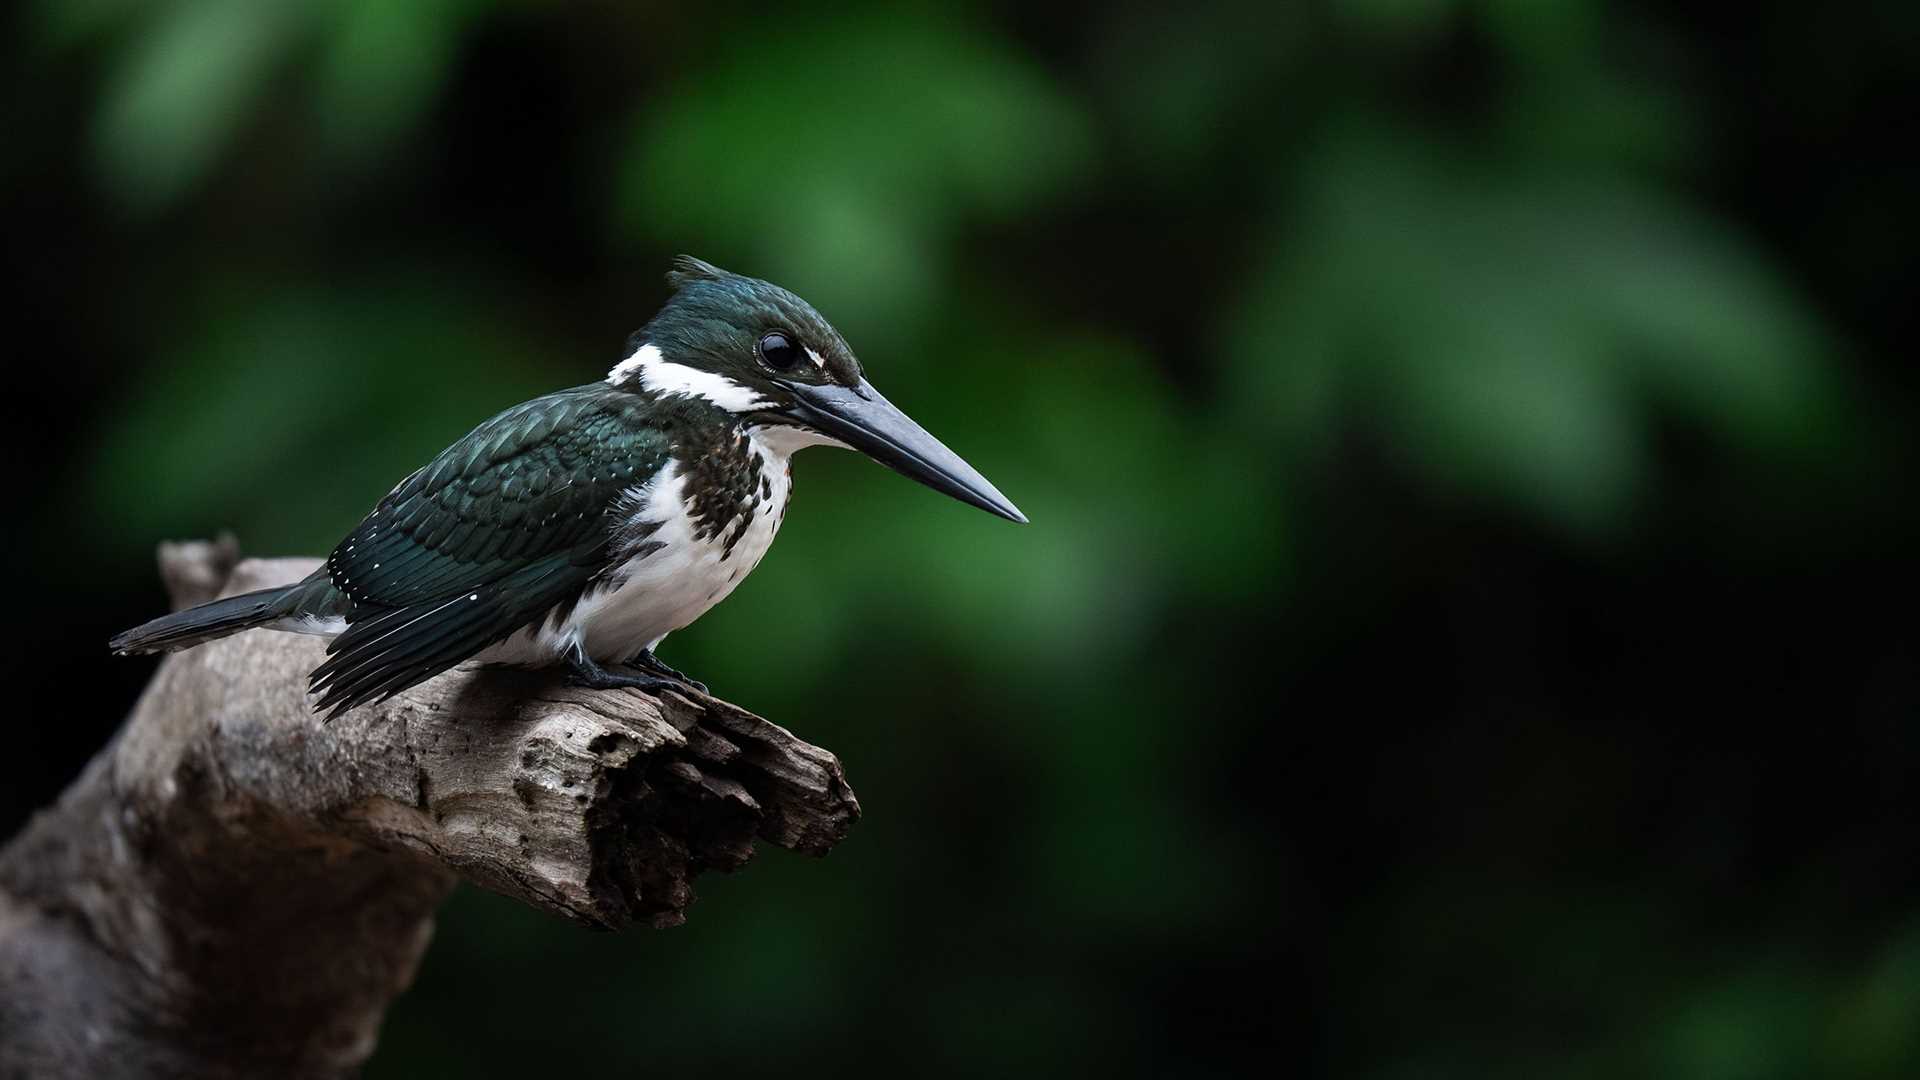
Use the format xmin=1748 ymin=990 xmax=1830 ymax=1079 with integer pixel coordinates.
xmin=310 ymin=385 xmax=667 ymax=717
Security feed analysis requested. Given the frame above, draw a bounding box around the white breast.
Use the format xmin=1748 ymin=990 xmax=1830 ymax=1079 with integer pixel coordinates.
xmin=477 ymin=437 xmax=792 ymax=667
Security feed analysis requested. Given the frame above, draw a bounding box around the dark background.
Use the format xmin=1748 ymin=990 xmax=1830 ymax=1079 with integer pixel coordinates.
xmin=5 ymin=1 xmax=1918 ymax=1075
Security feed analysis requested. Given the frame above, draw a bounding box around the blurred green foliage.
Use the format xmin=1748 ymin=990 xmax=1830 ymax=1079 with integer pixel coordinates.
xmin=8 ymin=0 xmax=1916 ymax=1076
xmin=1231 ymin=126 xmax=1842 ymax=533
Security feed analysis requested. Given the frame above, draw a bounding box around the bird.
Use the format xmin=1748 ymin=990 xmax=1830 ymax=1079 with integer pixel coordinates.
xmin=110 ymin=256 xmax=1026 ymax=718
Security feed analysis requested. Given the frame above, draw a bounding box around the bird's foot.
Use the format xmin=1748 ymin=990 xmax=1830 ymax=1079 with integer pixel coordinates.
xmin=627 ymin=649 xmax=709 ymax=696
xmin=566 ymin=650 xmax=702 ymax=698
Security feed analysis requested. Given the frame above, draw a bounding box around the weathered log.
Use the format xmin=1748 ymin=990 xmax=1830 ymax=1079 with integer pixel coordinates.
xmin=0 ymin=545 xmax=859 ymax=1078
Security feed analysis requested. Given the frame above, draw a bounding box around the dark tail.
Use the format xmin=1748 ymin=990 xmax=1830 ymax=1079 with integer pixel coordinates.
xmin=110 ymin=574 xmax=337 ymax=655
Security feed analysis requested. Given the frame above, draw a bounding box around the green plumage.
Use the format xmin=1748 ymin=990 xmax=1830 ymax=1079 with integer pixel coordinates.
xmin=328 ymin=386 xmax=667 ymax=605
xmin=309 ymin=384 xmax=670 ymax=715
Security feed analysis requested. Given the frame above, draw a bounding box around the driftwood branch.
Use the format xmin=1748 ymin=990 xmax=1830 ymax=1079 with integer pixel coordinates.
xmin=0 ymin=545 xmax=860 ymax=1078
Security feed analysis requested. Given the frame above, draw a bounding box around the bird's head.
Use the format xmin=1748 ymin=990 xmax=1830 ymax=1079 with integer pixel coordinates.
xmin=609 ymin=256 xmax=1026 ymax=523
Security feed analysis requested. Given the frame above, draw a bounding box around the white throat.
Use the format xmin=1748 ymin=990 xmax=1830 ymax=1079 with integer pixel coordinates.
xmin=607 ymin=342 xmax=766 ymax=413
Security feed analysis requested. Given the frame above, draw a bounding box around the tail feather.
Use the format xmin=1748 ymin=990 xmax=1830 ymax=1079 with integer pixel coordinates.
xmin=110 ymin=574 xmax=336 ymax=655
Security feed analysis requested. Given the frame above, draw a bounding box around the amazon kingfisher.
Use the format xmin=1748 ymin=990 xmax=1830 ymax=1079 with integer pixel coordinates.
xmin=111 ymin=257 xmax=1026 ymax=717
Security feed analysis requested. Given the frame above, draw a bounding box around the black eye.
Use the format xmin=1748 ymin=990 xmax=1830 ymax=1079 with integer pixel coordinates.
xmin=758 ymin=331 xmax=800 ymax=371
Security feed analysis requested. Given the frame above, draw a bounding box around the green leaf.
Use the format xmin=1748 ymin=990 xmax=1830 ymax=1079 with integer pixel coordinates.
xmin=1224 ymin=126 xmax=1843 ymax=536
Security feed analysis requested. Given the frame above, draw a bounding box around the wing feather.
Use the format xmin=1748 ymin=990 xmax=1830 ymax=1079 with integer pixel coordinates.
xmin=308 ymin=384 xmax=671 ymax=715
xmin=310 ymin=559 xmax=589 ymax=717
xmin=326 ymin=385 xmax=667 ymax=609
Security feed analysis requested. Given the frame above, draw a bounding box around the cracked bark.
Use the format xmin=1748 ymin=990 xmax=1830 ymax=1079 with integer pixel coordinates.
xmin=0 ymin=542 xmax=861 ymax=1078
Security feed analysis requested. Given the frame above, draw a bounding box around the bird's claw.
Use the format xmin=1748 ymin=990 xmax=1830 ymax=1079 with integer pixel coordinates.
xmin=566 ymin=650 xmax=704 ymax=698
xmin=628 ymin=650 xmax=709 ymax=696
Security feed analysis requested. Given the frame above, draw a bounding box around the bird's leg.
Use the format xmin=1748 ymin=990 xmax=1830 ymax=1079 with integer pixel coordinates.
xmin=626 ymin=648 xmax=709 ymax=696
xmin=565 ymin=647 xmax=691 ymax=697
